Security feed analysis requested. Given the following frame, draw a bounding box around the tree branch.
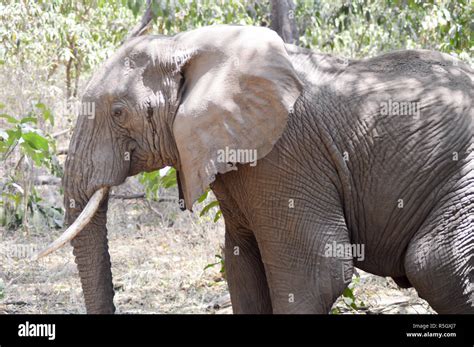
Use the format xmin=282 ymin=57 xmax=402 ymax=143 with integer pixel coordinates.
xmin=52 ymin=128 xmax=71 ymax=138
xmin=125 ymin=0 xmax=154 ymax=41
xmin=109 ymin=193 xmax=177 ymax=203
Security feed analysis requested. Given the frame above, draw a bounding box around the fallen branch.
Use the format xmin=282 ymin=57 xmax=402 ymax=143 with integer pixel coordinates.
xmin=109 ymin=193 xmax=177 ymax=203
xmin=110 ymin=193 xmax=146 ymax=199
xmin=4 ymin=301 xmax=29 ymax=306
xmin=52 ymin=128 xmax=71 ymax=138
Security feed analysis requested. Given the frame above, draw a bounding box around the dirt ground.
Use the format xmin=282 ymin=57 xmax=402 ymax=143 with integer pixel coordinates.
xmin=0 ymin=177 xmax=435 ymax=314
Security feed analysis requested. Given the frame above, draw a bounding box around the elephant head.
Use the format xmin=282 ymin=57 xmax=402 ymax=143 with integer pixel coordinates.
xmin=36 ymin=25 xmax=302 ymax=313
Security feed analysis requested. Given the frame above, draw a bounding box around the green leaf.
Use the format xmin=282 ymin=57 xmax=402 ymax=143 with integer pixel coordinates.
xmin=203 ymin=261 xmax=220 ymax=270
xmin=342 ymin=287 xmax=356 ymax=301
xmin=139 ymin=170 xmax=160 ymax=199
xmin=21 ymin=132 xmax=49 ymax=151
xmin=197 ymin=190 xmax=209 ymax=203
xmin=161 ymin=168 xmax=177 ymax=188
xmin=213 ymin=210 xmax=222 ymax=223
xmin=35 ymin=103 xmax=54 ymax=125
xmin=204 ymin=254 xmax=224 ymax=272
xmin=131 ymin=0 xmax=141 ymax=16
xmin=151 ymin=0 xmax=160 ymax=18
xmin=20 ymin=142 xmax=42 ymax=165
xmin=0 ymin=114 xmax=18 ymax=124
xmin=5 ymin=128 xmax=22 ymax=145
xmin=199 ymin=200 xmax=219 ymax=217
xmin=20 ymin=116 xmax=38 ymax=124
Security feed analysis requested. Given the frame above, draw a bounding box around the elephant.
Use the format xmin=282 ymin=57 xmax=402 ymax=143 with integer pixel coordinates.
xmin=36 ymin=25 xmax=473 ymax=314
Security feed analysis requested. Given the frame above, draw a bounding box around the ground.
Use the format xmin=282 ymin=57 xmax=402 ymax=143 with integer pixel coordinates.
xmin=0 ymin=178 xmax=435 ymax=314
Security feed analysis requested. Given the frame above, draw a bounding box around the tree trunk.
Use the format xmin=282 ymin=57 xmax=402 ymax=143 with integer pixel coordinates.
xmin=63 ymin=130 xmax=115 ymax=313
xmin=269 ymin=0 xmax=299 ymax=44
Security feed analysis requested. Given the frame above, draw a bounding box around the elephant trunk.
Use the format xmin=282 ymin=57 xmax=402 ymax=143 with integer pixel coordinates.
xmin=69 ymin=198 xmax=115 ymax=314
xmin=61 ymin=143 xmax=116 ymax=313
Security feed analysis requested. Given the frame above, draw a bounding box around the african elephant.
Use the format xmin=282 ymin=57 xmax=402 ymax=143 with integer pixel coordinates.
xmin=36 ymin=25 xmax=473 ymax=314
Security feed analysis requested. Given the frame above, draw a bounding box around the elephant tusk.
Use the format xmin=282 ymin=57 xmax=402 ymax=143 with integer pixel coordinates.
xmin=33 ymin=187 xmax=109 ymax=260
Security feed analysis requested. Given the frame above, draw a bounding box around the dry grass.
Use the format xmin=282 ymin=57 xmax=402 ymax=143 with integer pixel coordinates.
xmin=0 ymin=178 xmax=227 ymax=314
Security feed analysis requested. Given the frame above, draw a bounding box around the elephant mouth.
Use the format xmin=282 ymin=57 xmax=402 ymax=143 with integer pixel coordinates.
xmin=33 ymin=187 xmax=109 ymax=260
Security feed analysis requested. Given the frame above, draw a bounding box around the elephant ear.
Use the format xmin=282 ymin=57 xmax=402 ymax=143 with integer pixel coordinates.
xmin=172 ymin=25 xmax=303 ymax=209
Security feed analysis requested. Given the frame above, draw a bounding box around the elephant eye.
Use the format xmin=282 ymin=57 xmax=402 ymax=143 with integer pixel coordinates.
xmin=112 ymin=106 xmax=124 ymax=118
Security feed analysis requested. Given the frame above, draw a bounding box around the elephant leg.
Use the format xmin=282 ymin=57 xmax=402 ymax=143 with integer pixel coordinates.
xmin=225 ymin=225 xmax=272 ymax=313
xmin=211 ymin=177 xmax=272 ymax=313
xmin=405 ymin=194 xmax=474 ymax=313
xmin=256 ymin=217 xmax=353 ymax=314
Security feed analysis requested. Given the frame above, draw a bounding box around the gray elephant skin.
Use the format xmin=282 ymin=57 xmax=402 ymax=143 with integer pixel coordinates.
xmin=45 ymin=25 xmax=473 ymax=314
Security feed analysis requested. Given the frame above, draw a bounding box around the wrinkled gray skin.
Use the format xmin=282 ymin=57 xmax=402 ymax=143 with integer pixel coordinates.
xmin=63 ymin=26 xmax=473 ymax=314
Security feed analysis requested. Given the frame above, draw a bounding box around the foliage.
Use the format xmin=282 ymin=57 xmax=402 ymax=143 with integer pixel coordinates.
xmin=0 ymin=0 xmax=136 ymax=98
xmin=1 ymin=103 xmax=57 ymax=169
xmin=139 ymin=168 xmax=222 ymax=222
xmin=331 ymin=274 xmax=366 ymax=314
xmin=197 ymin=190 xmax=222 ymax=222
xmin=0 ymin=0 xmax=137 ymax=230
xmin=204 ymin=253 xmax=226 ymax=277
xmin=295 ymin=0 xmax=472 ymax=63
xmin=122 ymin=0 xmax=473 ymax=63
xmin=127 ymin=0 xmax=270 ymax=34
xmin=139 ymin=167 xmax=177 ymax=199
xmin=204 ymin=252 xmax=226 ymax=282
xmin=0 ymin=103 xmax=62 ymax=230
